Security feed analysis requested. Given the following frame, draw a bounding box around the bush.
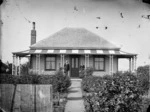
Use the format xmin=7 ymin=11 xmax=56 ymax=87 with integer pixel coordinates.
xmin=0 ymin=70 xmax=71 ymax=93
xmin=19 ymin=74 xmax=41 ymax=84
xmin=0 ymin=73 xmax=19 ymax=84
xmin=20 ymin=62 xmax=30 ymax=75
xmin=82 ymin=72 xmax=143 ymax=112
xmin=79 ymin=67 xmax=94 ymax=78
xmin=137 ymin=65 xmax=150 ymax=94
xmin=85 ymin=67 xmax=94 ymax=76
xmin=79 ymin=69 xmax=85 ymax=78
xmin=82 ymin=76 xmax=104 ymax=92
xmin=141 ymin=97 xmax=150 ymax=112
xmin=53 ymin=70 xmax=71 ymax=93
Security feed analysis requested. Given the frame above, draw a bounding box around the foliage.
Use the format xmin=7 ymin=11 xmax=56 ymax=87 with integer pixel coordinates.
xmin=53 ymin=92 xmax=67 ymax=112
xmin=140 ymin=97 xmax=150 ymax=112
xmin=20 ymin=62 xmax=30 ymax=75
xmin=82 ymin=72 xmax=143 ymax=112
xmin=79 ymin=69 xmax=85 ymax=78
xmin=82 ymin=75 xmax=104 ymax=92
xmin=52 ymin=70 xmax=71 ymax=93
xmin=85 ymin=67 xmax=94 ymax=76
xmin=0 ymin=60 xmax=12 ymax=74
xmin=19 ymin=74 xmax=41 ymax=84
xmin=79 ymin=67 xmax=94 ymax=78
xmin=137 ymin=65 xmax=150 ymax=94
xmin=0 ymin=70 xmax=71 ymax=93
xmin=0 ymin=73 xmax=19 ymax=84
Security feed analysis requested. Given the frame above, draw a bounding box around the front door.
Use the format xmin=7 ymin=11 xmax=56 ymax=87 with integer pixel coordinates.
xmin=71 ymin=56 xmax=79 ymax=77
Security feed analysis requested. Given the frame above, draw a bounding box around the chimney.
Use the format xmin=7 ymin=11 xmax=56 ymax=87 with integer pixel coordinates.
xmin=31 ymin=22 xmax=36 ymax=45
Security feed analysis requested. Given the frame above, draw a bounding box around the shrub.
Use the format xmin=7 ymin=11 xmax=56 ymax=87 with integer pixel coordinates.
xmin=0 ymin=73 xmax=19 ymax=84
xmin=82 ymin=72 xmax=143 ymax=112
xmin=0 ymin=70 xmax=71 ymax=93
xmin=53 ymin=70 xmax=71 ymax=93
xmin=38 ymin=75 xmax=54 ymax=84
xmin=20 ymin=62 xmax=30 ymax=75
xmin=137 ymin=65 xmax=150 ymax=94
xmin=82 ymin=76 xmax=103 ymax=92
xmin=85 ymin=67 xmax=94 ymax=76
xmin=79 ymin=67 xmax=94 ymax=78
xmin=140 ymin=97 xmax=150 ymax=112
xmin=19 ymin=74 xmax=41 ymax=84
xmin=79 ymin=69 xmax=85 ymax=78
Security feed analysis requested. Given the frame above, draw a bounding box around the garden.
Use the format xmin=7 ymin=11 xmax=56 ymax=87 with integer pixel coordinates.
xmin=0 ymin=66 xmax=71 ymax=112
xmin=1 ymin=63 xmax=150 ymax=112
xmin=80 ymin=66 xmax=150 ymax=112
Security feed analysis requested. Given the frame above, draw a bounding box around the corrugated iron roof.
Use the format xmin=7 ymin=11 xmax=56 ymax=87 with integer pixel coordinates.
xmin=30 ymin=27 xmax=120 ymax=50
xmin=13 ymin=49 xmax=137 ymax=57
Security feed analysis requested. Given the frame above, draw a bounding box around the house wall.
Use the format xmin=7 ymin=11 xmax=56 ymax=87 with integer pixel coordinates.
xmin=79 ymin=55 xmax=118 ymax=76
xmin=92 ymin=56 xmax=118 ymax=76
xmin=30 ymin=55 xmax=60 ymax=75
xmin=30 ymin=54 xmax=118 ymax=76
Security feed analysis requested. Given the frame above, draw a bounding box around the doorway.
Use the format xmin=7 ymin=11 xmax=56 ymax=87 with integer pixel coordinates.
xmin=70 ymin=56 xmax=79 ymax=77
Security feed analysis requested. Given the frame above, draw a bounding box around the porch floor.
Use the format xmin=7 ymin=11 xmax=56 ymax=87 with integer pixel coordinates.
xmin=65 ymin=79 xmax=85 ymax=112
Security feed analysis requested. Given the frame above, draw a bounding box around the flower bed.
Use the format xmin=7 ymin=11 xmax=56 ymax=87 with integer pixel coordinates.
xmin=82 ymin=72 xmax=145 ymax=112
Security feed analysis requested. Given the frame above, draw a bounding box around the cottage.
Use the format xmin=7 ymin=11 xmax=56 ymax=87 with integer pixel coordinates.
xmin=12 ymin=22 xmax=137 ymax=77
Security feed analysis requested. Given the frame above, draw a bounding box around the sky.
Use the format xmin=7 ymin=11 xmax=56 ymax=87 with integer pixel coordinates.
xmin=0 ymin=0 xmax=150 ymax=70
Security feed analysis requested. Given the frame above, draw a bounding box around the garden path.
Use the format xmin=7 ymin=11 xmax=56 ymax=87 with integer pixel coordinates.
xmin=65 ymin=79 xmax=85 ymax=112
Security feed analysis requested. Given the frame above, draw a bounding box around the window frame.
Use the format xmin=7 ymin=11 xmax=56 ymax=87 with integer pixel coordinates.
xmin=45 ymin=55 xmax=57 ymax=71
xmin=93 ymin=56 xmax=105 ymax=71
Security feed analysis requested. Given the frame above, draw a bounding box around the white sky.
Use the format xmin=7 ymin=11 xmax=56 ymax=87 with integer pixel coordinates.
xmin=1 ymin=0 xmax=150 ymax=70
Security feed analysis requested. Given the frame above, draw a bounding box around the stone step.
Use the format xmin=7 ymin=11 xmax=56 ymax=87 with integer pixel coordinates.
xmin=67 ymin=97 xmax=83 ymax=100
xmin=65 ymin=100 xmax=85 ymax=112
xmin=71 ymin=78 xmax=82 ymax=81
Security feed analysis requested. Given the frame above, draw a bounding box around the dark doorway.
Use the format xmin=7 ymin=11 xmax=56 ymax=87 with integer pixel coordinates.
xmin=70 ymin=56 xmax=79 ymax=77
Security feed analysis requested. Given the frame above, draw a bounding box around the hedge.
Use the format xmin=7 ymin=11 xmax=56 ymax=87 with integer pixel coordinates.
xmin=0 ymin=70 xmax=71 ymax=93
xmin=137 ymin=65 xmax=150 ymax=94
xmin=79 ymin=67 xmax=94 ymax=78
xmin=82 ymin=72 xmax=144 ymax=112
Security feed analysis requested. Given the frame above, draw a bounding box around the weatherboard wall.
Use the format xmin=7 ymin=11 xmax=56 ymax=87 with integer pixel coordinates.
xmin=30 ymin=54 xmax=118 ymax=76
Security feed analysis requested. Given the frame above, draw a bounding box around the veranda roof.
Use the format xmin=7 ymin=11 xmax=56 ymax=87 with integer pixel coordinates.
xmin=30 ymin=28 xmax=120 ymax=50
xmin=13 ymin=49 xmax=136 ymax=57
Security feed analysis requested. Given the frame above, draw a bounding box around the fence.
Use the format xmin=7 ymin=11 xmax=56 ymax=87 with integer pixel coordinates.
xmin=0 ymin=84 xmax=53 ymax=112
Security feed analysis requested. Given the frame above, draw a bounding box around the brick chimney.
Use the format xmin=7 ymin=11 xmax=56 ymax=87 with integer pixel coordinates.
xmin=31 ymin=22 xmax=36 ymax=45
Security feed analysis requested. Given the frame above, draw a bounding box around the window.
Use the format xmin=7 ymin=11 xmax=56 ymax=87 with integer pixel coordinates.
xmin=72 ymin=58 xmax=74 ymax=68
xmin=45 ymin=56 xmax=56 ymax=70
xmin=76 ymin=58 xmax=78 ymax=68
xmin=94 ymin=57 xmax=105 ymax=71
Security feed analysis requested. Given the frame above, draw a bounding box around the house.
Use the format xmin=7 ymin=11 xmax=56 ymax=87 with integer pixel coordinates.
xmin=12 ymin=22 xmax=137 ymax=77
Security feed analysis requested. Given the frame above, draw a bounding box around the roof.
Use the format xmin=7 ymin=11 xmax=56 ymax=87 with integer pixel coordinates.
xmin=13 ymin=49 xmax=137 ymax=57
xmin=30 ymin=27 xmax=120 ymax=50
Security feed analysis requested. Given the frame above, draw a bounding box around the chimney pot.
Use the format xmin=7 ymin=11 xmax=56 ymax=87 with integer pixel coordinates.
xmin=33 ymin=22 xmax=35 ymax=30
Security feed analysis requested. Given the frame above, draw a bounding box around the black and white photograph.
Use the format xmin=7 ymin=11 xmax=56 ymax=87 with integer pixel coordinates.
xmin=0 ymin=0 xmax=150 ymax=112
